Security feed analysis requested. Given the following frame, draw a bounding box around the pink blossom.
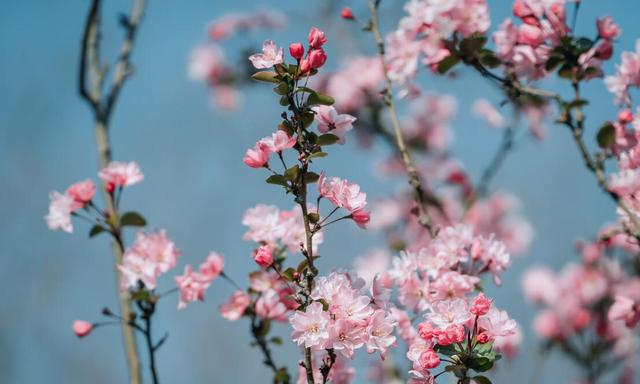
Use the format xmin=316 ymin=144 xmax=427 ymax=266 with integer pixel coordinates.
xmin=45 ymin=191 xmax=79 ymax=233
xmin=472 ymin=99 xmax=506 ymax=128
xmin=477 ymin=307 xmax=517 ymax=340
xmin=72 ymin=320 xmax=93 ymax=338
xmin=425 ymin=299 xmax=472 ymax=329
xmin=308 ymin=27 xmax=327 ymax=49
xmin=290 ymin=301 xmax=331 ymax=348
xmin=313 ymin=105 xmax=357 ymax=144
xmin=98 ymin=161 xmax=144 ymax=189
xmin=608 ymin=295 xmax=640 ymax=328
xmin=175 ymin=265 xmax=212 ymax=309
xmin=219 ymin=290 xmax=251 ymax=321
xmin=206 ymin=10 xmax=285 ymax=41
xmin=253 ymin=245 xmax=273 ymax=267
xmin=398 ymin=274 xmax=429 ymax=313
xmin=66 ymin=180 xmax=96 ymax=205
xmin=365 ymin=309 xmax=397 ymax=359
xmin=199 ymin=251 xmax=224 ymax=280
xmin=328 ymin=318 xmax=366 ymax=358
xmin=119 ymin=251 xmax=158 ymax=290
xmin=597 ymin=16 xmax=621 ymax=41
xmin=605 ymin=40 xmax=640 ymax=105
xmin=430 ymin=271 xmax=479 ymax=300
xmin=471 ymin=235 xmax=511 ymax=285
xmin=259 ymin=130 xmax=296 ymax=153
xmin=318 ymin=174 xmax=367 ymax=213
xmin=255 ymin=290 xmax=288 ymax=321
xmin=248 ymin=40 xmax=284 ymax=69
xmin=493 ymin=324 xmax=522 ymax=358
xmin=289 ymin=43 xmax=304 ymax=60
xmin=533 ymin=310 xmax=563 ymax=340
xmin=521 ymin=266 xmax=558 ymax=304
xmin=418 ymin=349 xmax=440 ymax=369
xmin=243 ymin=143 xmax=270 ymax=168
xmin=407 ymin=339 xmax=435 ymax=378
xmin=470 ymin=293 xmax=492 ymax=316
xmin=436 ymin=323 xmax=465 ymax=346
xmin=131 ymin=230 xmax=181 ymax=274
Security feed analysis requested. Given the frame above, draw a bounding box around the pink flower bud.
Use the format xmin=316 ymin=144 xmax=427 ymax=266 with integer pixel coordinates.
xmin=289 ymin=43 xmax=304 ymax=60
xmin=418 ymin=321 xmax=435 ymax=340
xmin=341 ymin=7 xmax=354 ymax=20
xmin=308 ymin=27 xmax=327 ymax=49
xmin=253 ymin=245 xmax=273 ymax=267
xmin=106 ymin=182 xmax=116 ymax=194
xmin=299 ymin=58 xmax=311 ymax=74
xmin=595 ymin=40 xmax=613 ymax=60
xmin=597 ymin=16 xmax=620 ymax=40
xmin=477 ymin=332 xmax=490 ymax=344
xmin=308 ymin=49 xmax=327 ymax=69
xmin=619 ymin=109 xmax=634 ymax=124
xmin=351 ymin=209 xmax=370 ymax=229
xmin=418 ymin=350 xmax=440 ymax=369
xmin=470 ymin=293 xmax=492 ymax=316
xmin=72 ymin=320 xmax=93 ymax=338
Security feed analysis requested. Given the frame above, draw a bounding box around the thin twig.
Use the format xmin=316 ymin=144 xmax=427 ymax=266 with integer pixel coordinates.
xmin=367 ymin=0 xmax=436 ymax=238
xmin=77 ymin=1 xmax=147 ymax=383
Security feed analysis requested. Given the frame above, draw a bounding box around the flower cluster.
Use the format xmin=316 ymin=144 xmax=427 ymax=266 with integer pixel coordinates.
xmin=46 ymin=161 xmax=142 ymax=233
xmin=318 ymin=174 xmax=370 ymax=228
xmin=290 ymin=271 xmax=397 ymax=359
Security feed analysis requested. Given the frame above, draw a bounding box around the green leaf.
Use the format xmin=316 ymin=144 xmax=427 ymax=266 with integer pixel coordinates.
xmin=284 ymin=165 xmax=300 ymax=181
xmin=300 ymin=112 xmax=315 ymax=129
xmin=460 ymin=34 xmax=487 ymax=55
xmin=251 ymin=71 xmax=279 ymax=83
xmin=597 ymin=123 xmax=616 ymax=149
xmin=558 ymin=63 xmax=574 ymax=79
xmin=120 ymin=212 xmax=147 ymax=227
xmin=258 ymin=319 xmax=271 ymax=337
xmin=305 ymin=172 xmax=320 ymax=184
xmin=567 ymin=99 xmax=589 ymax=109
xmin=278 ymin=121 xmax=294 ymax=136
xmin=545 ymin=55 xmax=564 ymax=71
xmin=317 ymin=133 xmax=340 ymax=146
xmin=437 ymin=55 xmax=460 ymax=74
xmin=295 ymin=86 xmax=316 ymax=94
xmin=574 ymin=37 xmax=594 ymax=53
xmin=434 ymin=344 xmax=459 ymax=357
xmin=307 ymin=92 xmax=335 ymax=106
xmin=308 ymin=212 xmax=320 ymax=224
xmin=479 ymin=50 xmax=500 ymax=68
xmin=274 ymin=368 xmax=290 ymax=384
xmin=279 ymin=95 xmax=290 ymax=106
xmin=273 ymin=82 xmax=290 ymax=95
xmin=282 ymin=267 xmax=296 ymax=281
xmin=472 ymin=375 xmax=493 ymax=384
xmin=89 ymin=225 xmax=108 ymax=238
xmin=270 ymin=336 xmax=282 ymax=346
xmin=308 ymin=152 xmax=327 ymax=160
xmin=131 ymin=289 xmax=150 ymax=302
xmin=266 ymin=174 xmax=288 ymax=187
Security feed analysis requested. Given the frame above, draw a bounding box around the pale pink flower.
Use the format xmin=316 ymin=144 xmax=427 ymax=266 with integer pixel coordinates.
xmin=472 ymin=99 xmax=506 ymax=128
xmin=353 ymin=249 xmax=391 ymax=286
xmin=255 ymin=290 xmax=288 ymax=322
xmin=242 ymin=204 xmax=285 ymax=244
xmin=188 ymin=44 xmax=229 ymax=84
xmin=325 ymin=56 xmax=383 ymax=113
xmin=477 ymin=307 xmax=517 ymax=340
xmin=425 ymin=299 xmax=472 ymax=329
xmin=471 ymin=235 xmax=511 ymax=285
xmin=119 ymin=251 xmax=159 ymax=290
xmin=259 ymin=130 xmax=296 ymax=153
xmin=199 ymin=252 xmax=224 ymax=280
xmin=331 ymin=293 xmax=374 ymax=323
xmin=608 ymin=295 xmax=640 ymax=328
xmin=312 ymin=105 xmax=357 ymax=144
xmin=318 ymin=174 xmax=367 ymax=213
xmin=398 ymin=274 xmax=429 ymax=313
xmin=290 ymin=301 xmax=331 ymax=348
xmin=327 ymin=318 xmax=366 ymax=358
xmin=430 ymin=271 xmax=479 ymax=300
xmin=45 ymin=191 xmax=78 ymax=233
xmin=66 ymin=179 xmax=96 ymax=205
xmin=131 ymin=230 xmax=181 ymax=274
xmin=98 ymin=161 xmax=144 ymax=189
xmin=248 ymin=40 xmax=283 ymax=69
xmin=493 ymin=324 xmax=522 ymax=358
xmin=533 ymin=310 xmax=562 ymax=340
xmin=521 ymin=266 xmax=558 ymax=304
xmin=72 ymin=320 xmax=93 ymax=338
xmin=407 ymin=339 xmax=436 ymax=378
xmin=175 ymin=265 xmax=212 ymax=309
xmin=365 ymin=309 xmax=397 ymax=359
xmin=220 ymin=290 xmax=251 ymax=321
xmin=206 ymin=10 xmax=285 ymax=40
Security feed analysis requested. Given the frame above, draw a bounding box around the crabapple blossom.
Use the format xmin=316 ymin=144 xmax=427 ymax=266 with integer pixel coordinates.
xmin=253 ymin=245 xmax=273 ymax=267
xmin=248 ymin=40 xmax=284 ymax=69
xmin=46 ymin=191 xmax=79 ymax=233
xmin=289 ymin=43 xmax=304 ymax=60
xmin=98 ymin=161 xmax=144 ymax=191
xmin=341 ymin=7 xmax=354 ymax=20
xmin=206 ymin=9 xmax=285 ymax=41
xmin=307 ymin=27 xmax=327 ymax=49
xmin=219 ymin=290 xmax=251 ymax=321
xmin=312 ymin=105 xmax=357 ymax=144
xmin=318 ymin=174 xmax=367 ymax=213
xmin=290 ymin=301 xmax=331 ymax=349
xmin=608 ymin=295 xmax=640 ymax=328
xmin=66 ymin=179 xmax=96 ymax=205
xmin=472 ymin=98 xmax=506 ymax=128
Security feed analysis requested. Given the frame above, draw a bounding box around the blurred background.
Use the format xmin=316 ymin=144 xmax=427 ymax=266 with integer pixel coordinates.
xmin=1 ymin=0 xmax=638 ymax=382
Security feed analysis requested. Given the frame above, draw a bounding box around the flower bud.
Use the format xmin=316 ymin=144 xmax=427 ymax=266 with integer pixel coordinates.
xmin=289 ymin=43 xmax=304 ymax=60
xmin=351 ymin=209 xmax=370 ymax=229
xmin=470 ymin=293 xmax=492 ymax=316
xmin=619 ymin=109 xmax=634 ymax=124
xmin=341 ymin=7 xmax=354 ymax=20
xmin=72 ymin=320 xmax=93 ymax=338
xmin=308 ymin=49 xmax=327 ymax=69
xmin=308 ymin=27 xmax=327 ymax=49
xmin=253 ymin=245 xmax=273 ymax=267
